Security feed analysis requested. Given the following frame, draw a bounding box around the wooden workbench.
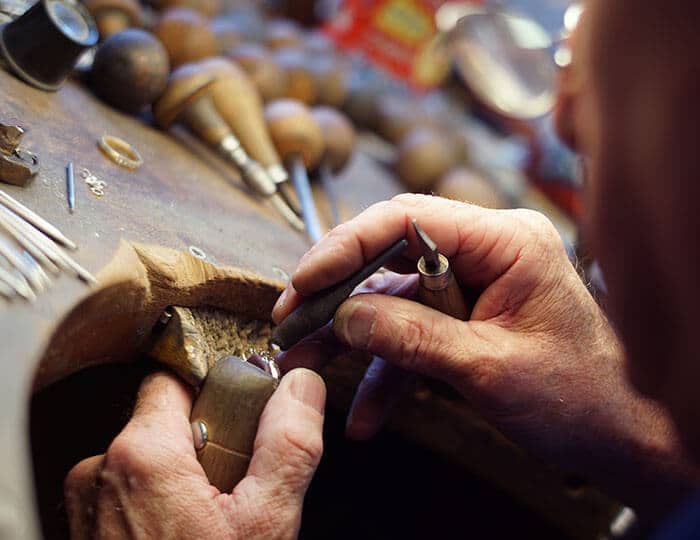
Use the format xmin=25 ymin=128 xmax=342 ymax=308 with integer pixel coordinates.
xmin=0 ymin=69 xmax=619 ymax=539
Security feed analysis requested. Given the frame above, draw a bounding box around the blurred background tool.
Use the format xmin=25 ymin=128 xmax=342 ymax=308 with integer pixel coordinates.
xmin=264 ymin=18 xmax=304 ymax=50
xmin=311 ymin=106 xmax=356 ymax=227
xmin=153 ymin=7 xmax=217 ymax=68
xmin=150 ymin=0 xmax=221 ymax=17
xmin=226 ymin=42 xmax=287 ymax=103
xmin=412 ymin=218 xmax=470 ymax=320
xmin=394 ymin=127 xmax=462 ymax=193
xmin=154 ymin=65 xmax=303 ymax=231
xmin=272 ymin=238 xmax=409 ymax=350
xmin=435 ymin=167 xmax=507 ymax=209
xmin=0 ymin=0 xmax=98 ymax=90
xmin=202 ymin=57 xmax=296 ymax=202
xmin=272 ymin=47 xmax=318 ymax=105
xmin=210 ymin=15 xmax=242 ymax=52
xmin=89 ymin=28 xmax=170 ymax=114
xmin=264 ymin=99 xmax=325 ymax=242
xmin=84 ymin=0 xmax=144 ymax=40
xmin=308 ymin=54 xmax=348 ymax=109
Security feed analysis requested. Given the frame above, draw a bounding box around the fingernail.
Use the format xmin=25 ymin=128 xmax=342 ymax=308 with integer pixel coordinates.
xmin=287 ymin=369 xmax=326 ymax=415
xmin=272 ymin=288 xmax=289 ymax=322
xmin=334 ymin=301 xmax=377 ymax=349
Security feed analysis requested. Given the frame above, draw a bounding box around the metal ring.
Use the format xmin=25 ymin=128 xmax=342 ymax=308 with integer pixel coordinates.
xmin=97 ymin=135 xmax=143 ymax=171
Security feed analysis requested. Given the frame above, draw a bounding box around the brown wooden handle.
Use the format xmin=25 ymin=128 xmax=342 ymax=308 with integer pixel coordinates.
xmin=211 ymin=74 xmax=283 ymax=170
xmin=180 ymin=90 xmax=232 ymax=147
xmin=417 ymin=272 xmax=471 ymax=321
xmin=190 ymin=356 xmax=277 ymax=493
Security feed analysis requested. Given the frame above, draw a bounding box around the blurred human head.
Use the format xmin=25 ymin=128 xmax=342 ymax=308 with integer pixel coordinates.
xmin=555 ymin=1 xmax=700 ymax=454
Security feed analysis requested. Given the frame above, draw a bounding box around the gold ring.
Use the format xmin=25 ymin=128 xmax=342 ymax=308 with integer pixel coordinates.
xmin=97 ymin=135 xmax=143 ymax=170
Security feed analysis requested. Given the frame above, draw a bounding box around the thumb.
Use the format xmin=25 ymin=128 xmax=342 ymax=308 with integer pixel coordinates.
xmin=333 ymin=294 xmax=496 ymax=387
xmin=243 ymin=369 xmax=325 ymax=501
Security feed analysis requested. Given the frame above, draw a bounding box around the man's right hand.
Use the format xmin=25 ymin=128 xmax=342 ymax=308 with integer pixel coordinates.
xmin=274 ymin=194 xmax=697 ymax=519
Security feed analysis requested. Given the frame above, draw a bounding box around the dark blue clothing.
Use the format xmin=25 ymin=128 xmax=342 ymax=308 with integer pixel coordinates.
xmin=653 ymin=492 xmax=700 ymax=539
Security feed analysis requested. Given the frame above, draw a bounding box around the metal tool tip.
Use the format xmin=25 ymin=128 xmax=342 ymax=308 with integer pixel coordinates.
xmin=412 ymin=218 xmax=439 ymax=269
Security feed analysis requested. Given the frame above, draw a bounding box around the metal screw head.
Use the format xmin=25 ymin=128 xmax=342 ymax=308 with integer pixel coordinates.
xmin=191 ymin=420 xmax=208 ymax=451
xmin=157 ymin=308 xmax=173 ymax=327
xmin=189 ymin=246 xmax=207 ymax=260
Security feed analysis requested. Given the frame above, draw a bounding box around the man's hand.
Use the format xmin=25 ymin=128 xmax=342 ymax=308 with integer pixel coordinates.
xmin=64 ymin=368 xmax=325 ymax=539
xmin=273 ymin=194 xmax=697 ymax=519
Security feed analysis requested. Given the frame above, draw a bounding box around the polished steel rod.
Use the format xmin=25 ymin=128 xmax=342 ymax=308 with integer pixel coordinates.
xmin=289 ymin=154 xmax=324 ymax=243
xmin=66 ymin=162 xmax=75 ymax=214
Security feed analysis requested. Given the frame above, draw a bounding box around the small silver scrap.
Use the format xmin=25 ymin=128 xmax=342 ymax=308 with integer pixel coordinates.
xmin=66 ymin=162 xmax=75 ymax=213
xmin=81 ymin=168 xmax=106 ymax=197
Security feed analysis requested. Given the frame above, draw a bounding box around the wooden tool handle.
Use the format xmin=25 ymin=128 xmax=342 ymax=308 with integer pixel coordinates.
xmin=210 ymin=69 xmax=282 ymax=170
xmin=417 ymin=272 xmax=471 ymax=321
xmin=190 ymin=356 xmax=278 ymax=493
xmin=264 ymin=99 xmax=324 ymax=170
xmin=180 ymin=90 xmax=232 ymax=146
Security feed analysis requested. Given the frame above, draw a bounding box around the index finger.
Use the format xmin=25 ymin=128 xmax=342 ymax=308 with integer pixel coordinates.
xmin=273 ymin=193 xmax=521 ymax=323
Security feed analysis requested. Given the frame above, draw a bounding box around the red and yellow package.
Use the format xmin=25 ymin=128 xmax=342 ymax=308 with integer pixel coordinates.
xmin=325 ymin=0 xmax=482 ymax=89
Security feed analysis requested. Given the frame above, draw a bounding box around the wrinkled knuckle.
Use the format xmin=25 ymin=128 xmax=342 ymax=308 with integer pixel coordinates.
xmin=521 ymin=209 xmax=562 ymax=249
xmin=396 ymin=317 xmax=433 ymax=371
xmin=103 ymin=434 xmax=154 ymax=483
xmin=511 ymin=210 xmax=563 ymax=263
xmin=337 ymin=224 xmax=364 ymax=254
xmin=282 ymin=426 xmax=324 ymax=472
xmin=512 ymin=208 xmax=543 ymax=228
xmin=391 ymin=192 xmax=425 ymax=207
xmin=324 ymin=220 xmax=351 ymax=242
xmin=365 ymin=199 xmax=397 ymax=219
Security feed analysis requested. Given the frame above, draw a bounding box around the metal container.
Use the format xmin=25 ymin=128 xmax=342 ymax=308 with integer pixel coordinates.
xmin=0 ymin=0 xmax=98 ymax=90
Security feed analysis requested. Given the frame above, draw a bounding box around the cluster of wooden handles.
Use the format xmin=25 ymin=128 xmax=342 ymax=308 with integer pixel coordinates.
xmin=150 ymin=56 xmax=354 ymax=199
xmin=86 ymin=1 xmax=505 ymax=210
